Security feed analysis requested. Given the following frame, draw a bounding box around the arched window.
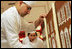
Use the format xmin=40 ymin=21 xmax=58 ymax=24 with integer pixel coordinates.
xmin=60 ymin=30 xmax=66 ymax=48
xmin=64 ymin=27 xmax=71 ymax=48
xmin=65 ymin=2 xmax=71 ymax=20
xmin=57 ymin=11 xmax=61 ymax=25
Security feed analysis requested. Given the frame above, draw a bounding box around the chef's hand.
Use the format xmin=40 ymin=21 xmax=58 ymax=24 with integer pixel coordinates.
xmin=39 ymin=13 xmax=47 ymax=18
xmin=39 ymin=13 xmax=47 ymax=23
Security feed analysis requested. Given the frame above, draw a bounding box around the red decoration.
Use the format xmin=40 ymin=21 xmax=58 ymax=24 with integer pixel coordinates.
xmin=19 ymin=31 xmax=26 ymax=43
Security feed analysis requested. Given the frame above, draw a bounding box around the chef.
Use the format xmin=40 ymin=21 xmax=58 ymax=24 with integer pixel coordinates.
xmin=1 ymin=1 xmax=47 ymax=48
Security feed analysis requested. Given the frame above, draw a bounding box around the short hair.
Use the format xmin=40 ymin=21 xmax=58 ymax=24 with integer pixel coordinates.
xmin=28 ymin=32 xmax=37 ymax=36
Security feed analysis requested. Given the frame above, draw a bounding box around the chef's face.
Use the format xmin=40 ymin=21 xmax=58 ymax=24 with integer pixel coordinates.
xmin=19 ymin=2 xmax=32 ymax=17
xmin=28 ymin=33 xmax=37 ymax=42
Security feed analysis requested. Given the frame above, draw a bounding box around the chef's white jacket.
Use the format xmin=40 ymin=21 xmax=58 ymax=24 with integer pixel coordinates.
xmin=1 ymin=6 xmax=35 ymax=48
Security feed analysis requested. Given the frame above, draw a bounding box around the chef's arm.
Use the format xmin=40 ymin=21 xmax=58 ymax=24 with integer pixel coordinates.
xmin=34 ymin=17 xmax=44 ymax=30
xmin=27 ymin=14 xmax=47 ymax=29
xmin=34 ymin=13 xmax=47 ymax=29
xmin=34 ymin=18 xmax=41 ymax=28
xmin=4 ymin=17 xmax=31 ymax=48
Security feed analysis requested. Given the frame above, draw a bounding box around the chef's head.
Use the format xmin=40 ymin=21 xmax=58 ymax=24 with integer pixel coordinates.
xmin=28 ymin=31 xmax=37 ymax=42
xmin=15 ymin=1 xmax=36 ymax=17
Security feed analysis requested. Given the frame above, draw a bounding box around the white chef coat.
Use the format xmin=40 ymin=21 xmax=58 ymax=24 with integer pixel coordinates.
xmin=22 ymin=36 xmax=45 ymax=48
xmin=1 ymin=6 xmax=35 ymax=48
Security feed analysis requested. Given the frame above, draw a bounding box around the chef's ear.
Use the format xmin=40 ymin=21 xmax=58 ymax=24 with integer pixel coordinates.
xmin=19 ymin=1 xmax=23 ymax=6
